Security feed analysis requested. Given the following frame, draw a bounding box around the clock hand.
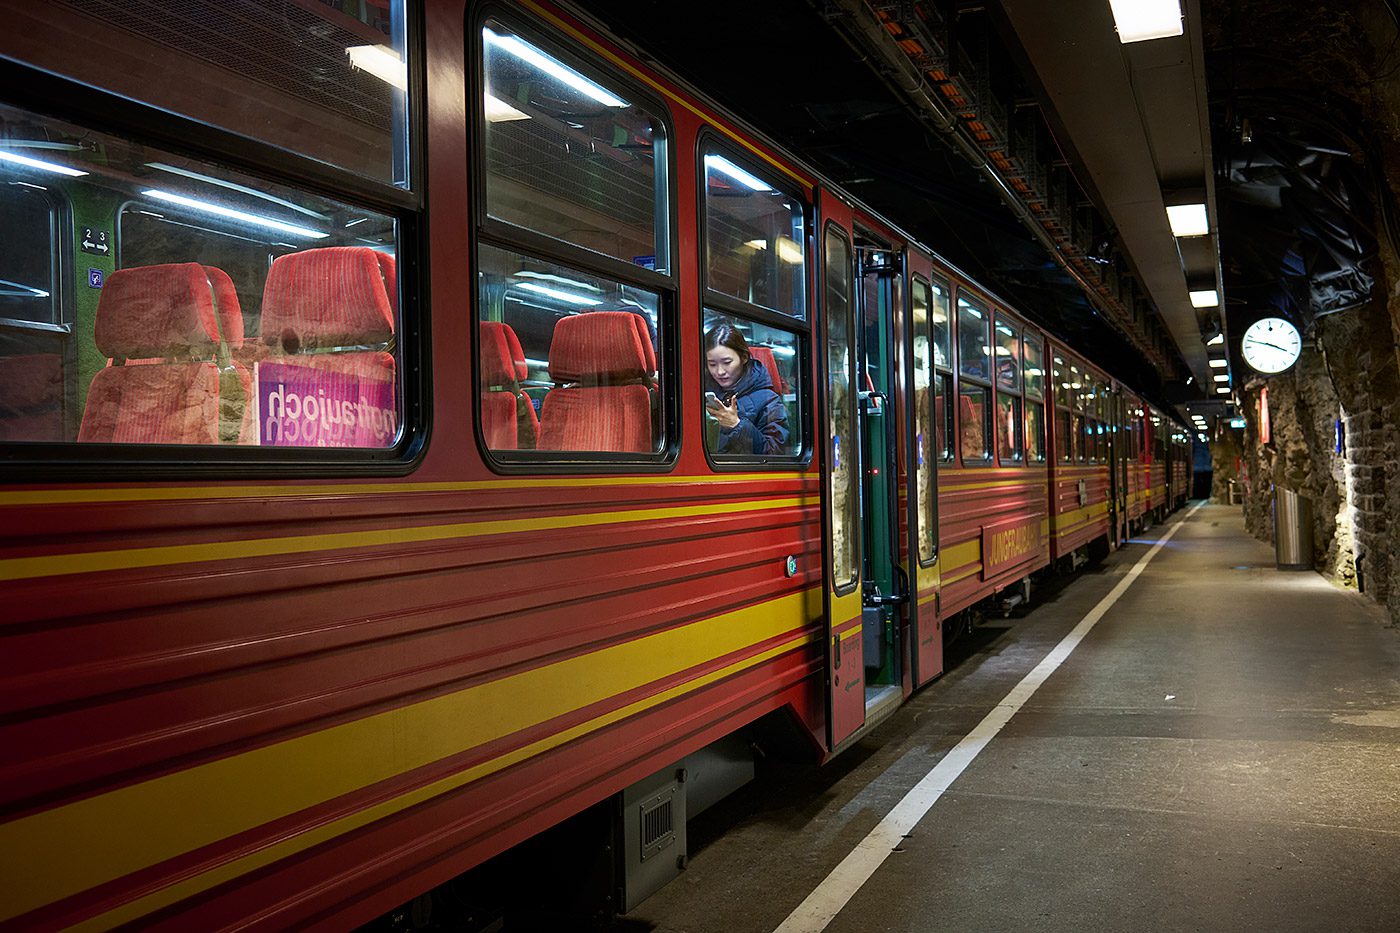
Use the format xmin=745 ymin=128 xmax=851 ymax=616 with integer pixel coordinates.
xmin=1247 ymin=339 xmax=1289 ymax=353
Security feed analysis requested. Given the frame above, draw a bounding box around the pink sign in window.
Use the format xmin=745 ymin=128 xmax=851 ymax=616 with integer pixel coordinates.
xmin=256 ymin=361 xmax=396 ymax=448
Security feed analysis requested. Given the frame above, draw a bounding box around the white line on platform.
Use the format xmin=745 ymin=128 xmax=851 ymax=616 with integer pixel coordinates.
xmin=773 ymin=501 xmax=1208 ymax=933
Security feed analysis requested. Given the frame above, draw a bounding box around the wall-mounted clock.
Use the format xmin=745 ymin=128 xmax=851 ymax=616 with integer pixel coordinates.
xmin=1241 ymin=317 xmax=1302 ymax=374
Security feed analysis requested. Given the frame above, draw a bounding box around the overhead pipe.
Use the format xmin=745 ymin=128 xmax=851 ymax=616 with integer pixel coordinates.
xmin=817 ymin=0 xmax=1167 ymax=370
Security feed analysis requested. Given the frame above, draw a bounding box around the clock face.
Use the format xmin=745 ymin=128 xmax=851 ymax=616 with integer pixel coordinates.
xmin=1241 ymin=317 xmax=1302 ymax=374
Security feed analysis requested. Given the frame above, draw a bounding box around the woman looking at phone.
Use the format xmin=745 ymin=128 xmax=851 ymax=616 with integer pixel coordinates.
xmin=704 ymin=322 xmax=789 ymax=456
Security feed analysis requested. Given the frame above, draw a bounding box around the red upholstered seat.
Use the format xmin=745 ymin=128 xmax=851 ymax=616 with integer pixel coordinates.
xmin=78 ymin=263 xmax=245 ymax=445
xmin=749 ymin=345 xmax=784 ymax=393
xmin=479 ymin=321 xmax=538 ymax=449
xmin=539 ymin=311 xmax=653 ymax=452
xmin=257 ymin=248 xmax=398 ymax=448
xmin=0 ymin=353 xmax=65 ymax=441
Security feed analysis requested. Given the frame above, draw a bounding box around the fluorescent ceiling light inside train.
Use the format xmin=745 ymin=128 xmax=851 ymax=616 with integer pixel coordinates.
xmin=347 ymin=44 xmax=406 ymax=91
xmin=705 ymin=155 xmax=771 ymax=192
xmin=515 ymin=282 xmax=602 ymax=306
xmin=141 ymin=189 xmax=328 ymax=239
xmin=484 ymin=29 xmax=625 ymax=107
xmin=1189 ymin=289 xmax=1219 ymax=308
xmin=1109 ymin=0 xmax=1183 ymax=43
xmin=1166 ymin=203 xmax=1209 ymax=237
xmin=0 ymin=150 xmax=87 ymax=177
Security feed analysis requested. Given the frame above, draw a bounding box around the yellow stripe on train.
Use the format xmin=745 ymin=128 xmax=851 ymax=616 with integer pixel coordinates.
xmin=0 ymin=589 xmax=822 ymax=926
xmin=0 ymin=495 xmax=816 ymax=582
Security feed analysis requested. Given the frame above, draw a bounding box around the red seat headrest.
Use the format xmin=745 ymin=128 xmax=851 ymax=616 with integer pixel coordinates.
xmin=93 ymin=263 xmax=223 ymax=359
xmin=549 ymin=311 xmax=648 ymax=384
xmin=749 ymin=346 xmax=784 ymax=392
xmin=479 ymin=322 xmax=519 ymax=387
xmin=261 ymin=247 xmax=395 ymax=352
xmin=203 ymin=265 xmax=243 ymax=348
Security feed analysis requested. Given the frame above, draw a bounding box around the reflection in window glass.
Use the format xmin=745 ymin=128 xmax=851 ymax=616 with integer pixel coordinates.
xmin=930 ymin=278 xmax=951 ymax=369
xmin=705 ymin=150 xmax=806 ymax=318
xmin=997 ymin=392 xmax=1022 ymax=464
xmin=702 ymin=309 xmax=800 ymax=459
xmin=478 ymin=242 xmax=661 ymax=455
xmin=0 ymin=184 xmax=57 ymax=326
xmin=959 ymin=383 xmax=990 ymax=463
xmin=994 ymin=320 xmax=1019 ymax=391
xmin=1053 ymin=353 xmax=1069 ymax=408
xmin=957 ymin=293 xmax=990 ymax=381
xmin=15 ymin=1 xmax=413 ymax=187
xmin=1026 ymin=401 xmax=1046 ymax=463
xmin=1073 ymin=413 xmax=1086 ymax=462
xmin=1023 ymin=334 xmax=1044 ymax=398
xmin=825 ymin=227 xmax=857 ymax=588
xmin=912 ymin=276 xmax=934 ymax=562
xmin=0 ymin=102 xmax=401 ymax=450
xmin=483 ymin=21 xmax=667 ymax=270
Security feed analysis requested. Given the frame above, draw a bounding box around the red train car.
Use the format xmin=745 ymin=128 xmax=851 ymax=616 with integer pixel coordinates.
xmin=0 ymin=1 xmax=1188 ymax=927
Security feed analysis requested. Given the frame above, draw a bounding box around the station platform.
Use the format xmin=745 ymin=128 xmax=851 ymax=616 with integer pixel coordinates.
xmin=625 ymin=503 xmax=1400 ymax=932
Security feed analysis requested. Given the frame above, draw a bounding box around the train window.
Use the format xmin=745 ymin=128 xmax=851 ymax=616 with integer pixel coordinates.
xmin=482 ymin=20 xmax=669 ymax=271
xmin=1053 ymin=354 xmax=1069 ymax=409
xmin=1073 ymin=413 xmax=1087 ymax=463
xmin=930 ymin=278 xmax=951 ymax=368
xmin=994 ymin=320 xmax=1019 ymax=392
xmin=701 ymin=309 xmax=801 ymax=460
xmin=935 ymin=371 xmax=953 ymax=462
xmin=1026 ymin=400 xmax=1046 ymax=464
xmin=0 ymin=103 xmax=404 ymax=451
xmin=957 ymin=293 xmax=990 ymax=381
xmin=702 ymin=146 xmax=806 ymax=319
xmin=958 ymin=383 xmax=990 ymax=463
xmin=0 ymin=183 xmax=60 ymax=328
xmin=825 ymin=225 xmax=857 ymax=590
xmin=477 ymin=242 xmax=663 ymax=457
xmin=1057 ymin=408 xmax=1073 ymax=464
xmin=1023 ymin=333 xmax=1044 ymax=398
xmin=15 ymin=1 xmax=413 ymax=189
xmin=996 ymin=392 xmax=1022 ymax=464
xmin=911 ymin=276 xmax=934 ymax=562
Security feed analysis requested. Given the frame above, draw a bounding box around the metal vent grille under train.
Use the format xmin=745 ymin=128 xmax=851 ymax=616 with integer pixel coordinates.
xmin=638 ymin=787 xmax=675 ymax=862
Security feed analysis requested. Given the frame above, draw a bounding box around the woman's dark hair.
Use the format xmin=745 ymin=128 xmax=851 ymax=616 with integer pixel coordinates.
xmin=703 ymin=322 xmax=751 ymax=362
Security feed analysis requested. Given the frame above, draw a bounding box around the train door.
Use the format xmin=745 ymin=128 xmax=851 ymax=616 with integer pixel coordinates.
xmin=904 ymin=249 xmax=943 ymax=686
xmin=1109 ymin=388 xmax=1129 ymax=547
xmin=818 ymin=191 xmax=866 ymax=750
xmin=854 ymin=225 xmax=909 ymax=720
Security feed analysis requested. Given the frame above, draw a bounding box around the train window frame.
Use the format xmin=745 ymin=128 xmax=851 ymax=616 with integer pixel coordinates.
xmin=469 ymin=7 xmax=681 ymax=473
xmin=954 ymin=288 xmax=992 ymax=467
xmin=696 ymin=130 xmax=811 ymax=471
xmin=0 ymin=43 xmax=429 ymax=480
xmin=0 ymin=182 xmax=69 ymax=333
xmin=929 ymin=275 xmax=954 ymax=464
xmin=992 ymin=310 xmax=1023 ymax=467
xmin=824 ymin=221 xmax=859 ymax=596
xmin=475 ymin=11 xmax=673 ymax=275
xmin=910 ymin=273 xmax=939 ymax=567
xmin=698 ymin=134 xmax=809 ymax=324
xmin=1022 ymin=331 xmax=1045 ymax=465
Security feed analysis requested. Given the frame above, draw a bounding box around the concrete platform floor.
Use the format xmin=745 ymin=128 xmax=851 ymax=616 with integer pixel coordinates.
xmin=619 ymin=503 xmax=1400 ymax=932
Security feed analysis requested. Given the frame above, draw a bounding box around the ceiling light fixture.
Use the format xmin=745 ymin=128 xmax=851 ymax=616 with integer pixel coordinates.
xmin=484 ymin=28 xmax=625 ymax=107
xmin=1209 ymin=358 xmax=1227 ymax=368
xmin=1167 ymin=202 xmax=1209 ymax=237
xmin=705 ymin=154 xmax=771 ymax=192
xmin=1189 ymin=289 xmax=1219 ymax=308
xmin=1109 ymin=0 xmax=1184 ymax=43
xmin=1207 ymin=333 xmax=1225 ymax=346
xmin=347 ymin=44 xmax=407 ymax=91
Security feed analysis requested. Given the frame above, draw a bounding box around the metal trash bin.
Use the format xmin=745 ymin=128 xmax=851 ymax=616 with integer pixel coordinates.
xmin=1274 ymin=486 xmax=1314 ymax=570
